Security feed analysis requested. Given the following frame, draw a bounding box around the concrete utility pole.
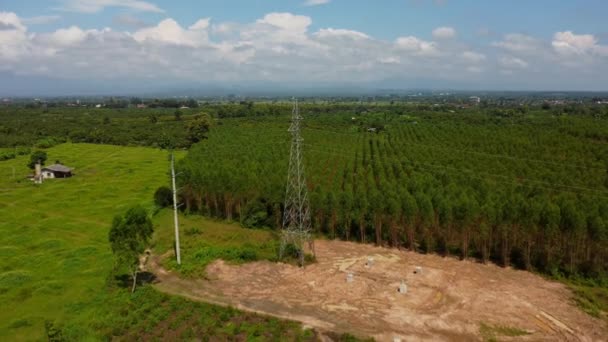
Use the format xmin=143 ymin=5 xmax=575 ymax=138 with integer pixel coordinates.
xmin=171 ymin=152 xmax=181 ymax=265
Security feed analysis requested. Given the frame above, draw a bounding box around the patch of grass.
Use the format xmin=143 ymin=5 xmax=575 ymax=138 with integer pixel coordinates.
xmin=65 ymin=285 xmax=317 ymax=341
xmin=153 ymin=211 xmax=279 ymax=277
xmin=571 ymin=285 xmax=608 ymax=319
xmin=8 ymin=319 xmax=33 ymax=330
xmin=479 ymin=322 xmax=529 ymax=342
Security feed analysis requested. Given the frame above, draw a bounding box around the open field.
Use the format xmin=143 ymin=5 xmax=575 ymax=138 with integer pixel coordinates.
xmin=151 ymin=240 xmax=608 ymax=341
xmin=0 ymin=143 xmax=328 ymax=341
xmin=0 ymin=143 xmax=181 ymax=340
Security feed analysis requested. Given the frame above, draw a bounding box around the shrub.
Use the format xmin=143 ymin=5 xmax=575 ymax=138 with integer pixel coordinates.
xmin=154 ymin=186 xmax=173 ymax=208
xmin=0 ymin=151 xmax=16 ymax=161
xmin=45 ymin=320 xmax=64 ymax=342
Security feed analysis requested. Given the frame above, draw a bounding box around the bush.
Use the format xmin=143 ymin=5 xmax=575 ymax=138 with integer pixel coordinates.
xmin=45 ymin=320 xmax=64 ymax=342
xmin=154 ymin=186 xmax=173 ymax=208
xmin=0 ymin=151 xmax=16 ymax=161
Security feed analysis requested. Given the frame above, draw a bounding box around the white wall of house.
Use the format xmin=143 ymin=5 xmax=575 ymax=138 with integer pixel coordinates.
xmin=42 ymin=171 xmax=55 ymax=179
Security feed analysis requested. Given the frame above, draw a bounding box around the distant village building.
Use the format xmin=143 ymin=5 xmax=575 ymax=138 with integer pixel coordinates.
xmin=35 ymin=164 xmax=74 ymax=180
xmin=469 ymin=96 xmax=481 ymax=104
xmin=137 ymin=104 xmax=147 ymax=109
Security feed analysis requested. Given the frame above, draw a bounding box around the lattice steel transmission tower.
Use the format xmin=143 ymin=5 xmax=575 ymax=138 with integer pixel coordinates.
xmin=279 ymin=98 xmax=315 ymax=267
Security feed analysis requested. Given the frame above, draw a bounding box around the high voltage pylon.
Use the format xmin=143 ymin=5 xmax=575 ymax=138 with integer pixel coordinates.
xmin=279 ymin=98 xmax=315 ymax=267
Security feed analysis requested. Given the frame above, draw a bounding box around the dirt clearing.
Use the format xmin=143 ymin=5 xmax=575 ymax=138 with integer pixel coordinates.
xmin=151 ymin=240 xmax=606 ymax=341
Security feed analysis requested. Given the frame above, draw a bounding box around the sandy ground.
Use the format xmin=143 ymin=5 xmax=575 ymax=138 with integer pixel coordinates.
xmin=150 ymin=240 xmax=607 ymax=341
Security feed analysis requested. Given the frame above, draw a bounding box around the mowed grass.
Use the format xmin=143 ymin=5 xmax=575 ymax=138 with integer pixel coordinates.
xmin=0 ymin=143 xmax=182 ymax=340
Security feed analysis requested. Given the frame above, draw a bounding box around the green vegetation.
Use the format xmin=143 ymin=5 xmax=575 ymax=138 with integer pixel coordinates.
xmin=0 ymin=103 xmax=294 ymax=148
xmin=154 ymin=186 xmax=173 ymax=208
xmin=479 ymin=322 xmax=530 ymax=342
xmin=109 ymin=206 xmax=154 ymax=292
xmin=0 ymin=147 xmax=30 ymax=162
xmin=0 ymin=143 xmax=330 ymax=341
xmin=2 ymin=101 xmax=608 ymax=339
xmin=60 ymin=286 xmax=317 ymax=341
xmin=177 ymin=110 xmax=608 ymax=281
xmin=27 ymin=150 xmax=47 ymax=169
xmin=569 ymin=281 xmax=608 ymax=319
xmin=154 ymin=210 xmax=278 ymax=277
xmin=0 ymin=143 xmax=178 ymax=340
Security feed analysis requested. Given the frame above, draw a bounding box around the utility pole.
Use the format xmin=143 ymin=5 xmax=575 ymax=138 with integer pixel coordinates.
xmin=279 ymin=98 xmax=315 ymax=267
xmin=171 ymin=152 xmax=181 ymax=265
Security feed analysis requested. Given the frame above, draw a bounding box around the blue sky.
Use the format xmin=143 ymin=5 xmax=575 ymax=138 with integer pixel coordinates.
xmin=1 ymin=0 xmax=608 ymax=94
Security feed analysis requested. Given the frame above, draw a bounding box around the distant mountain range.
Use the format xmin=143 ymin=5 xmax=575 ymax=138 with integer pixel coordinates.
xmin=2 ymin=72 xmax=607 ymax=98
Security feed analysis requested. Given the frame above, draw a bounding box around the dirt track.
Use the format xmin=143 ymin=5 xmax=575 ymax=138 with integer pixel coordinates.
xmin=150 ymin=240 xmax=607 ymax=341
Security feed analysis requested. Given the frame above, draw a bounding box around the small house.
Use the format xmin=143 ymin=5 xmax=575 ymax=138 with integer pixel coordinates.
xmin=41 ymin=164 xmax=73 ymax=179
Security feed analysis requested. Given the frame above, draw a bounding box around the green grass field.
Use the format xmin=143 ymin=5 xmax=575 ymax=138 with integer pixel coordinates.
xmin=0 ymin=143 xmax=327 ymax=341
xmin=0 ymin=143 xmax=179 ymax=340
xmin=154 ymin=210 xmax=279 ymax=277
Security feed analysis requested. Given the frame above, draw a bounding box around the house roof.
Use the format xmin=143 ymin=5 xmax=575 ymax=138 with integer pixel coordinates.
xmin=43 ymin=164 xmax=73 ymax=173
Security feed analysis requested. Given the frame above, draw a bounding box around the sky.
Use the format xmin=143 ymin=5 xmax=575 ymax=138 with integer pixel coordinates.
xmin=1 ymin=0 xmax=608 ymax=95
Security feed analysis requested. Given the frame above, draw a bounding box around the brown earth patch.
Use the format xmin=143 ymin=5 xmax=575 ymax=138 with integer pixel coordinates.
xmin=150 ymin=240 xmax=607 ymax=341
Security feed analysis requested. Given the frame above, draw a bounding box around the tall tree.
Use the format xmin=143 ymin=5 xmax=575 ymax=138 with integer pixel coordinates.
xmin=326 ymin=191 xmax=338 ymax=239
xmin=416 ymin=193 xmax=435 ymax=253
xmin=28 ymin=150 xmax=47 ymax=169
xmin=338 ymin=190 xmax=353 ymax=240
xmin=401 ymin=189 xmax=418 ymax=251
xmin=108 ymin=206 xmax=154 ymax=293
xmin=186 ymin=113 xmax=212 ymax=145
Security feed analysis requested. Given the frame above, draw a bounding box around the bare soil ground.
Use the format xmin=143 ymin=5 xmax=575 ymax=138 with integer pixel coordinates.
xmin=150 ymin=240 xmax=607 ymax=341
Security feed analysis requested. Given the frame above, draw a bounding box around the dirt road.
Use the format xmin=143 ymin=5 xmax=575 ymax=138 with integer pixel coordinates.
xmin=150 ymin=240 xmax=607 ymax=341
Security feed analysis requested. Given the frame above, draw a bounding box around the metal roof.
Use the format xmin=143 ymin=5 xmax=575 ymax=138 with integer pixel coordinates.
xmin=42 ymin=164 xmax=73 ymax=173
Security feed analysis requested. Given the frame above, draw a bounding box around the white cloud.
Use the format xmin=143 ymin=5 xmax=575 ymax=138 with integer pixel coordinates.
xmin=461 ymin=51 xmax=486 ymax=63
xmin=395 ymin=36 xmax=439 ymax=56
xmin=315 ymin=28 xmax=369 ymax=40
xmin=59 ymin=0 xmax=163 ymax=13
xmin=432 ymin=26 xmax=456 ymax=39
xmin=378 ymin=56 xmax=400 ymax=64
xmin=48 ymin=26 xmax=89 ymax=45
xmin=132 ymin=18 xmax=209 ymax=47
xmin=552 ymin=31 xmax=606 ymax=56
xmin=0 ymin=12 xmax=25 ymax=31
xmin=2 ymin=11 xmax=608 ymax=91
xmin=493 ymin=33 xmax=542 ymax=54
xmin=190 ymin=18 xmax=211 ymax=31
xmin=303 ymin=0 xmax=331 ymax=6
xmin=256 ymin=13 xmax=311 ymax=33
xmin=499 ymin=56 xmax=529 ymax=69
xmin=0 ymin=12 xmax=29 ymax=60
